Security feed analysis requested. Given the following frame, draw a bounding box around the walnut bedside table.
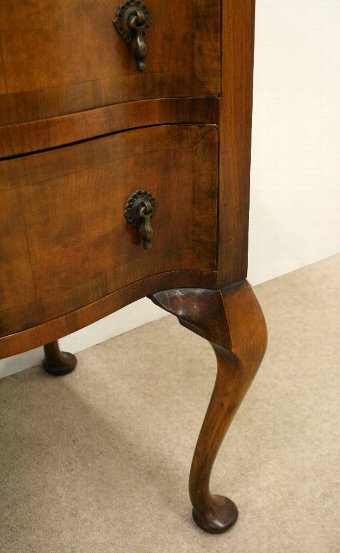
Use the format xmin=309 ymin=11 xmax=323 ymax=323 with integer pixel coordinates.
xmin=0 ymin=0 xmax=267 ymax=534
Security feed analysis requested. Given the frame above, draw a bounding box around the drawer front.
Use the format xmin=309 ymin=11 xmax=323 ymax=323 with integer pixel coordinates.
xmin=0 ymin=125 xmax=218 ymax=336
xmin=0 ymin=0 xmax=220 ymax=125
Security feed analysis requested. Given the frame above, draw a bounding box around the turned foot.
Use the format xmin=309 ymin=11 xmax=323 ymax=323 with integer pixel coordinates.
xmin=151 ymin=280 xmax=267 ymax=533
xmin=42 ymin=341 xmax=77 ymax=376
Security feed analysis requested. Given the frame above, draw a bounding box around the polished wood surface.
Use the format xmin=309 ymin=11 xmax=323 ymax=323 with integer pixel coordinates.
xmin=0 ymin=0 xmax=220 ymax=126
xmin=152 ymin=279 xmax=267 ymax=533
xmin=0 ymin=0 xmax=267 ymax=536
xmin=217 ymin=0 xmax=256 ymax=285
xmin=0 ymin=269 xmax=218 ymax=359
xmin=212 ymin=0 xmax=255 ymax=286
xmin=0 ymin=125 xmax=218 ymax=339
xmin=0 ymin=97 xmax=219 ymax=159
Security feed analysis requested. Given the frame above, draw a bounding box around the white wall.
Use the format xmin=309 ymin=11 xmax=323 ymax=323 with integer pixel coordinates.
xmin=1 ymin=0 xmax=339 ymax=378
xmin=249 ymin=0 xmax=340 ymax=283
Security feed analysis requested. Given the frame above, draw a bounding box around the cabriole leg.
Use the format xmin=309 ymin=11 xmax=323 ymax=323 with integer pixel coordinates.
xmin=151 ymin=280 xmax=267 ymax=533
xmin=42 ymin=340 xmax=77 ymax=377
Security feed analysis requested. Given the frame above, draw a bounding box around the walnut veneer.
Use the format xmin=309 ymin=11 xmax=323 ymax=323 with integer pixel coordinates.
xmin=0 ymin=0 xmax=267 ymax=535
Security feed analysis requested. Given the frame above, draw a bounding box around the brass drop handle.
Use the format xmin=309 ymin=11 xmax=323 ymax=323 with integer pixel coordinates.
xmin=125 ymin=190 xmax=157 ymax=250
xmin=137 ymin=201 xmax=154 ymax=250
xmin=114 ymin=1 xmax=151 ymax=72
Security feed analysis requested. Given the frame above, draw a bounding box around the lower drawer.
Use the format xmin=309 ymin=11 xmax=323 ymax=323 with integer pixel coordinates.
xmin=0 ymin=125 xmax=218 ymax=336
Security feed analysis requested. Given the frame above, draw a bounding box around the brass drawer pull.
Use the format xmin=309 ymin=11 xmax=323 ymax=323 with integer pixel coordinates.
xmin=125 ymin=190 xmax=157 ymax=250
xmin=113 ymin=1 xmax=151 ymax=72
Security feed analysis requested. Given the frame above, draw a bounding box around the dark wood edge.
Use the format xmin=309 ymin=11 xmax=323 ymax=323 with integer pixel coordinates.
xmin=216 ymin=0 xmax=255 ymax=284
xmin=0 ymin=97 xmax=219 ymax=159
xmin=0 ymin=269 xmax=221 ymax=359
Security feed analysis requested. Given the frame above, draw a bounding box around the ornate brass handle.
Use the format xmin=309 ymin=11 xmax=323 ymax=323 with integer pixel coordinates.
xmin=125 ymin=190 xmax=157 ymax=250
xmin=113 ymin=1 xmax=151 ymax=72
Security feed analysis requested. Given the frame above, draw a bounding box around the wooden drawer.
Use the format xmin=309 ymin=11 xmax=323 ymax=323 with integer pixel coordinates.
xmin=0 ymin=125 xmax=218 ymax=337
xmin=0 ymin=0 xmax=220 ymax=125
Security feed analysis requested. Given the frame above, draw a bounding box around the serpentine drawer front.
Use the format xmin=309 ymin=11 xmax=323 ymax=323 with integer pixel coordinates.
xmin=0 ymin=0 xmax=268 ymax=537
xmin=0 ymin=125 xmax=218 ymax=338
xmin=0 ymin=0 xmax=220 ymax=126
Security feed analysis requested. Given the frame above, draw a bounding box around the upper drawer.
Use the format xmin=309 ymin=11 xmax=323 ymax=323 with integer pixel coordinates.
xmin=0 ymin=0 xmax=221 ymax=125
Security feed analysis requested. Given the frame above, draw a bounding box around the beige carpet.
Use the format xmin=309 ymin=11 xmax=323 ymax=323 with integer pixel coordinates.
xmin=1 ymin=255 xmax=339 ymax=553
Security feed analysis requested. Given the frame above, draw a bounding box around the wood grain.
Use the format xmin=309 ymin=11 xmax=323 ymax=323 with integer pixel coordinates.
xmin=0 ymin=0 xmax=220 ymax=126
xmin=0 ymin=1 xmax=268 ymax=538
xmin=0 ymin=97 xmax=219 ymax=159
xmin=0 ymin=124 xmax=218 ymax=340
xmin=217 ymin=0 xmax=256 ymax=285
xmin=151 ymin=279 xmax=268 ymax=533
xmin=0 ymin=269 xmax=218 ymax=358
xmin=0 ymin=0 xmax=259 ymax=361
